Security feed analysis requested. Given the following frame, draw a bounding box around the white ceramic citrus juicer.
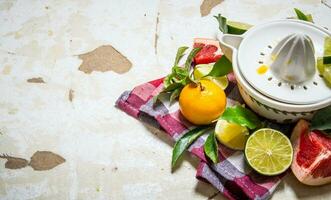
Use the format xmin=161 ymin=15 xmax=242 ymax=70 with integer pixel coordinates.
xmin=218 ymin=19 xmax=331 ymax=123
xmin=269 ymin=33 xmax=316 ymax=84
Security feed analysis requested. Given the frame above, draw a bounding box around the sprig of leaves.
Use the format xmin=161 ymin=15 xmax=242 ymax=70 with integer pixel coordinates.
xmin=294 ymin=8 xmax=313 ymax=22
xmin=172 ymin=126 xmax=211 ymax=169
xmin=154 ymin=47 xmax=202 ymax=104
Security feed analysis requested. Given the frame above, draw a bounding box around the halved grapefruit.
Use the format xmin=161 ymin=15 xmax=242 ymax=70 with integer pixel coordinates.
xmin=291 ymin=119 xmax=331 ymax=186
xmin=193 ymin=38 xmax=222 ymax=64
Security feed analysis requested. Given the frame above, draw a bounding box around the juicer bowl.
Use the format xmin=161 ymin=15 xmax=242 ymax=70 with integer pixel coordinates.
xmin=218 ymin=19 xmax=331 ymax=123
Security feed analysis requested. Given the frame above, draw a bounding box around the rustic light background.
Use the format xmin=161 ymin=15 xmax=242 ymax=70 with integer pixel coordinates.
xmin=0 ymin=0 xmax=331 ymax=199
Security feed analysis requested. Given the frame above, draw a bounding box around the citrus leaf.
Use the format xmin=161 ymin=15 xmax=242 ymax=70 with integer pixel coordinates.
xmin=152 ymin=94 xmax=159 ymax=104
xmin=214 ymin=14 xmax=228 ymax=34
xmin=174 ymin=46 xmax=189 ymax=66
xmin=185 ymin=47 xmax=202 ymax=70
xmin=172 ymin=126 xmax=210 ymax=169
xmin=172 ymin=66 xmax=188 ymax=78
xmin=163 ymin=82 xmax=183 ymax=92
xmin=324 ymin=56 xmax=331 ymax=65
xmin=204 ymin=132 xmax=219 ymax=163
xmin=164 ymin=74 xmax=175 ymax=88
xmin=206 ymin=55 xmax=232 ymax=77
xmin=311 ymin=106 xmax=331 ymax=134
xmin=169 ymin=87 xmax=182 ymax=105
xmin=221 ymin=106 xmax=262 ymax=130
xmin=294 ymin=8 xmax=310 ymax=22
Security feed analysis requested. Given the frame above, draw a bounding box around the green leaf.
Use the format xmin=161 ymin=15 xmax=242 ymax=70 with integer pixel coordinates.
xmin=221 ymin=105 xmax=262 ymax=130
xmin=174 ymin=46 xmax=189 ymax=66
xmin=163 ymin=74 xmax=174 ymax=88
xmin=172 ymin=66 xmax=188 ymax=78
xmin=163 ymin=82 xmax=183 ymax=92
xmin=324 ymin=56 xmax=331 ymax=65
xmin=152 ymin=94 xmax=159 ymax=104
xmin=294 ymin=8 xmax=310 ymax=22
xmin=206 ymin=55 xmax=233 ymax=77
xmin=172 ymin=126 xmax=210 ymax=169
xmin=185 ymin=47 xmax=202 ymax=70
xmin=311 ymin=106 xmax=331 ymax=134
xmin=214 ymin=14 xmax=228 ymax=34
xmin=169 ymin=87 xmax=182 ymax=105
xmin=204 ymin=132 xmax=219 ymax=163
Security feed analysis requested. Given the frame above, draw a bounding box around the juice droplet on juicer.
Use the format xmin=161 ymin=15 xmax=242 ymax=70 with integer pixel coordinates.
xmin=257 ymin=65 xmax=269 ymax=75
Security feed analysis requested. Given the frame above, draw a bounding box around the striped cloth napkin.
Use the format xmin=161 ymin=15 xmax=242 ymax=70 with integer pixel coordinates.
xmin=116 ymin=74 xmax=291 ymax=200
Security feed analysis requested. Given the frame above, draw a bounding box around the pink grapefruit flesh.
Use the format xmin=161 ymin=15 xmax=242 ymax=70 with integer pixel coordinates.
xmin=291 ymin=119 xmax=331 ymax=186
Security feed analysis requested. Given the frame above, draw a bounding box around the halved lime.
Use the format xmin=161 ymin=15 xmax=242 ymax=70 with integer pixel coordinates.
xmin=227 ymin=21 xmax=252 ymax=35
xmin=215 ymin=119 xmax=249 ymax=150
xmin=194 ymin=64 xmax=213 ymax=80
xmin=317 ymin=36 xmax=331 ymax=85
xmin=323 ymin=67 xmax=331 ymax=86
xmin=324 ymin=36 xmax=331 ymax=56
xmin=245 ymin=128 xmax=293 ymax=176
xmin=194 ymin=64 xmax=228 ymax=90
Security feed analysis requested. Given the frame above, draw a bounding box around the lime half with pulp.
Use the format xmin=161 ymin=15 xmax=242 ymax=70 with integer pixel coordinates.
xmin=245 ymin=128 xmax=293 ymax=176
xmin=227 ymin=21 xmax=252 ymax=35
xmin=194 ymin=64 xmax=228 ymax=90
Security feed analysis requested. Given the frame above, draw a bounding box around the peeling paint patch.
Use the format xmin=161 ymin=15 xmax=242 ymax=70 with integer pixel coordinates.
xmin=0 ymin=151 xmax=65 ymax=171
xmin=200 ymin=0 xmax=223 ymax=17
xmin=154 ymin=12 xmax=160 ymax=54
xmin=29 ymin=151 xmax=65 ymax=171
xmin=69 ymin=89 xmax=74 ymax=102
xmin=78 ymin=45 xmax=132 ymax=74
xmin=0 ymin=155 xmax=29 ymax=169
xmin=27 ymin=77 xmax=45 ymax=83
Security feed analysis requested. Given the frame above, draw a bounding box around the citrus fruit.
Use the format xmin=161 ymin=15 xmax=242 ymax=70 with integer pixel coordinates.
xmin=215 ymin=119 xmax=249 ymax=150
xmin=245 ymin=128 xmax=293 ymax=176
xmin=193 ymin=64 xmax=228 ymax=90
xmin=323 ymin=66 xmax=331 ymax=86
xmin=193 ymin=38 xmax=222 ymax=64
xmin=179 ymin=79 xmax=226 ymax=125
xmin=324 ymin=36 xmax=331 ymax=56
xmin=227 ymin=21 xmax=252 ymax=35
xmin=317 ymin=59 xmax=331 ymax=86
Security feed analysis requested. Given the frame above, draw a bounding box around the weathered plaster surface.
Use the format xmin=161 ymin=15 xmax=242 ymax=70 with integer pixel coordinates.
xmin=0 ymin=0 xmax=331 ymax=199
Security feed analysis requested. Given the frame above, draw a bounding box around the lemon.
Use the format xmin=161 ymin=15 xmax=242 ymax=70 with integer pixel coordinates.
xmin=245 ymin=128 xmax=293 ymax=176
xmin=227 ymin=21 xmax=252 ymax=35
xmin=194 ymin=64 xmax=228 ymax=90
xmin=215 ymin=119 xmax=249 ymax=150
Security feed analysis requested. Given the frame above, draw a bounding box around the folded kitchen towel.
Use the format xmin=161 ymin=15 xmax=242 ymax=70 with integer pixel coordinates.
xmin=116 ymin=76 xmax=290 ymax=200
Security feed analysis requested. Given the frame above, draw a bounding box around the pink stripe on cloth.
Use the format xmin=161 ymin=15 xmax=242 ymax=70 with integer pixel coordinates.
xmin=155 ymin=114 xmax=188 ymax=138
xmin=116 ymin=76 xmax=287 ymax=200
